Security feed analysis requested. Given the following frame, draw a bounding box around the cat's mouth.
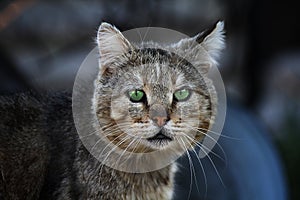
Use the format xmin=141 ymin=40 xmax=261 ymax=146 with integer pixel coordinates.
xmin=147 ymin=130 xmax=173 ymax=144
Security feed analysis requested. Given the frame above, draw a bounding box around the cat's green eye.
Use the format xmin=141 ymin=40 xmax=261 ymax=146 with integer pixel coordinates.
xmin=174 ymin=89 xmax=190 ymax=101
xmin=129 ymin=90 xmax=145 ymax=102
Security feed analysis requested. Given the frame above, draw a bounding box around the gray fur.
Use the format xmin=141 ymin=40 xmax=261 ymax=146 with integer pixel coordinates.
xmin=0 ymin=22 xmax=225 ymax=199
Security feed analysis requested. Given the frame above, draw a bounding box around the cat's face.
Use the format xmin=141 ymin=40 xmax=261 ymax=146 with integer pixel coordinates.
xmin=94 ymin=22 xmax=225 ymax=155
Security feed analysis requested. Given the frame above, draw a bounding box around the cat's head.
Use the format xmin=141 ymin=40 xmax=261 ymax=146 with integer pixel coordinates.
xmin=93 ymin=22 xmax=225 ymax=155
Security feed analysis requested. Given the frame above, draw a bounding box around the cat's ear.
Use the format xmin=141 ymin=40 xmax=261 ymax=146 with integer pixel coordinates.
xmin=173 ymin=21 xmax=225 ymax=73
xmin=97 ymin=22 xmax=132 ymax=72
xmin=195 ymin=21 xmax=225 ymax=64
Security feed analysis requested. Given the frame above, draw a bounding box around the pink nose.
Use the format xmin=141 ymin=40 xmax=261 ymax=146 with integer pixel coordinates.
xmin=152 ymin=116 xmax=168 ymax=127
xmin=149 ymin=104 xmax=169 ymax=127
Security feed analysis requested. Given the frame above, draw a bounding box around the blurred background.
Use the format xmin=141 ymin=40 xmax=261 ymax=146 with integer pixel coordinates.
xmin=0 ymin=0 xmax=299 ymax=199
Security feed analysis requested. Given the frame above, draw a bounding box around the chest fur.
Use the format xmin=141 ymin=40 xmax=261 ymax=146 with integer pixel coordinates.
xmin=75 ymin=155 xmax=176 ymax=200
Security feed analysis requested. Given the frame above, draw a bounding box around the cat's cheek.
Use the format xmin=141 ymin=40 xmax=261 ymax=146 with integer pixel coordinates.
xmin=128 ymin=103 xmax=145 ymax=120
xmin=110 ymin=96 xmax=130 ymax=121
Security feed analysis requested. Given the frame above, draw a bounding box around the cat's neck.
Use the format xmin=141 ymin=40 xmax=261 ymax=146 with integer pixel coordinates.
xmin=75 ymin=145 xmax=177 ymax=199
xmin=114 ymin=163 xmax=177 ymax=199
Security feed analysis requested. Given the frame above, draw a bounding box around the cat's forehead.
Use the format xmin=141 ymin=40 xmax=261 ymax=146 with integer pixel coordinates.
xmin=127 ymin=62 xmax=183 ymax=90
xmin=129 ymin=48 xmax=192 ymax=83
xmin=142 ymin=63 xmax=174 ymax=83
xmin=111 ymin=47 xmax=207 ymax=95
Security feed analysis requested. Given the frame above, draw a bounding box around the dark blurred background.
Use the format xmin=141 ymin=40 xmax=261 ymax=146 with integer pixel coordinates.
xmin=0 ymin=0 xmax=299 ymax=199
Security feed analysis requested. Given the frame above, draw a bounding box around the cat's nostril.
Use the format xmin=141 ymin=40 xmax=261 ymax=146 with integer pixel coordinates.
xmin=152 ymin=116 xmax=168 ymax=127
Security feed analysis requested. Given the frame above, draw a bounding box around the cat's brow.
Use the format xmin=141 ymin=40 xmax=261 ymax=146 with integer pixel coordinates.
xmin=175 ymin=74 xmax=186 ymax=87
xmin=120 ymin=84 xmax=144 ymax=93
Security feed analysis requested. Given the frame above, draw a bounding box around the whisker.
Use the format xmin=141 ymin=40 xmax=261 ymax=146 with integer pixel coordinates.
xmin=182 ymin=120 xmax=242 ymax=140
xmin=79 ymin=130 xmax=99 ymax=139
xmin=180 ymin=133 xmax=226 ymax=165
xmin=190 ymin=144 xmax=208 ymax=199
xmin=115 ymin=137 xmax=137 ymax=166
xmin=96 ymin=135 xmax=131 ymax=184
xmin=90 ymin=132 xmax=125 ymax=154
xmin=177 ymin=128 xmax=226 ymax=188
xmin=197 ymin=127 xmax=243 ymax=140
xmin=136 ymin=28 xmax=144 ymax=44
xmin=177 ymin=137 xmax=193 ymax=200
xmin=201 ymin=145 xmax=226 ymax=189
xmin=184 ymin=125 xmax=228 ymax=163
xmin=121 ymin=136 xmax=143 ymax=168
xmin=142 ymin=25 xmax=151 ymax=43
xmin=180 ymin=137 xmax=202 ymax=197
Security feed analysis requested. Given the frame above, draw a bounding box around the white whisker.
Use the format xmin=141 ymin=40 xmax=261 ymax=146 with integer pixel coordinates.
xmin=177 ymin=137 xmax=193 ymax=200
xmin=179 ymin=132 xmax=226 ymax=164
xmin=190 ymin=144 xmax=208 ymax=198
xmin=184 ymin=124 xmax=228 ymax=163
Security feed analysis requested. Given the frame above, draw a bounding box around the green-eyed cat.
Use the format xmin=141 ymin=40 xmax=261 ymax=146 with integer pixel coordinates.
xmin=0 ymin=22 xmax=225 ymax=200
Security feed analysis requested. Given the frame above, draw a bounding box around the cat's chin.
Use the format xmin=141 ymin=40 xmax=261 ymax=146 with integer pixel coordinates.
xmin=145 ymin=140 xmax=173 ymax=150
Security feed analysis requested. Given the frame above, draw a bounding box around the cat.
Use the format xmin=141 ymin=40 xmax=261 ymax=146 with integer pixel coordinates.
xmin=0 ymin=21 xmax=225 ymax=200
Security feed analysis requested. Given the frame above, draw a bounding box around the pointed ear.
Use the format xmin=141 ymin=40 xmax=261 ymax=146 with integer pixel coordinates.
xmin=196 ymin=21 xmax=225 ymax=65
xmin=97 ymin=22 xmax=132 ymax=72
xmin=172 ymin=21 xmax=225 ymax=73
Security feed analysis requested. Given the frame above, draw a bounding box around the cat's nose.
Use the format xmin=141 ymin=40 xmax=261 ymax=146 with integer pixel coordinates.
xmin=152 ymin=116 xmax=168 ymax=127
xmin=149 ymin=104 xmax=170 ymax=127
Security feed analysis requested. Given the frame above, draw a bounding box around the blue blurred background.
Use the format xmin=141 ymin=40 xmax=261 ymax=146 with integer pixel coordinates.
xmin=0 ymin=0 xmax=299 ymax=199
